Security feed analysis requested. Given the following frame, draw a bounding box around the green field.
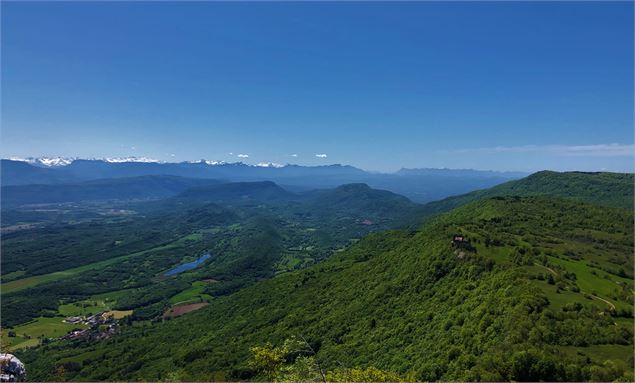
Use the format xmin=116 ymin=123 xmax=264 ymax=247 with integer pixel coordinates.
xmin=560 ymin=344 xmax=634 ymax=365
xmin=181 ymin=233 xmax=203 ymax=241
xmin=1 ymin=316 xmax=87 ymax=351
xmin=169 ymin=281 xmax=213 ymax=305
xmin=104 ymin=310 xmax=133 ymax=319
xmin=1 ymin=270 xmax=26 ymax=282
xmin=58 ymin=299 xmax=112 ymax=317
xmin=91 ymin=288 xmax=137 ymax=302
xmin=535 ymin=281 xmax=603 ymax=310
xmin=547 ymin=255 xmax=632 ymax=310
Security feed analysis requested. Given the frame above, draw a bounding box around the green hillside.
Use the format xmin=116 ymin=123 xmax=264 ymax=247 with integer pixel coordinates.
xmin=174 ymin=181 xmax=298 ymax=204
xmin=21 ymin=196 xmax=634 ymax=382
xmin=419 ymin=171 xmax=634 ymax=220
xmin=307 ymin=183 xmax=414 ymax=212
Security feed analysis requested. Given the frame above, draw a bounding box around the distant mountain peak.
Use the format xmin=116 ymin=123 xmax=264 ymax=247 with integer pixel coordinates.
xmin=396 ymin=167 xmax=528 ymax=178
xmin=256 ymin=162 xmax=285 ymax=168
xmin=9 ymin=156 xmax=76 ymax=167
xmin=7 ymin=156 xmax=165 ymax=166
xmin=187 ymin=159 xmax=227 ymax=166
xmin=102 ymin=157 xmax=161 ymax=164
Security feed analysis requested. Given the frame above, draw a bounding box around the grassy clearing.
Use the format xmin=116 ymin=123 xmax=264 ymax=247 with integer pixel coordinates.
xmin=91 ymin=288 xmax=136 ymax=302
xmin=58 ymin=299 xmax=112 ymax=316
xmin=104 ymin=310 xmax=133 ymax=319
xmin=1 ymin=270 xmax=26 ymax=282
xmin=480 ymin=245 xmax=510 ymax=264
xmin=560 ymin=344 xmax=634 ymax=365
xmin=533 ymin=281 xmax=602 ymax=310
xmin=275 ymin=253 xmax=305 ymax=272
xmin=547 ymin=255 xmax=632 ymax=310
xmin=2 ymin=233 xmax=202 ymax=294
xmin=169 ymin=281 xmax=213 ymax=304
xmin=182 ymin=233 xmax=203 ymax=241
xmin=1 ymin=317 xmax=87 ymax=351
xmin=2 ymin=268 xmax=88 ymax=295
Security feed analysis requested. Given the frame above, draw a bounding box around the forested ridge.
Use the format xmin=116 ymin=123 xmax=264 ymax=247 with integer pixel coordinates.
xmin=19 ymin=193 xmax=634 ymax=381
xmin=417 ymin=171 xmax=634 ymax=221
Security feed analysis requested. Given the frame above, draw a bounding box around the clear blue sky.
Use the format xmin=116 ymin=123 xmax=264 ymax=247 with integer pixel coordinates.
xmin=2 ymin=2 xmax=633 ymax=172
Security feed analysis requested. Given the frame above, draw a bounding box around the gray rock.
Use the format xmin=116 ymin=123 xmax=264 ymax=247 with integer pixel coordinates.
xmin=0 ymin=353 xmax=26 ymax=382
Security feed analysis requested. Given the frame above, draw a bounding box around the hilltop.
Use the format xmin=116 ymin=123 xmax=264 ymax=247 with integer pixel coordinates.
xmin=418 ymin=171 xmax=634 ymax=220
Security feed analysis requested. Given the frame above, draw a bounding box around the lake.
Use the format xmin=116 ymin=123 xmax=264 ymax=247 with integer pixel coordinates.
xmin=164 ymin=254 xmax=211 ymax=276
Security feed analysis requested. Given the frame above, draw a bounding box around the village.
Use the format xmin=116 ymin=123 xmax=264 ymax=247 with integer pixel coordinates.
xmin=61 ymin=312 xmax=120 ymax=341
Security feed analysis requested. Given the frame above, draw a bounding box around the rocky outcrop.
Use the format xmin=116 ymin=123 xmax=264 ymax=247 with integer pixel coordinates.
xmin=0 ymin=354 xmax=25 ymax=382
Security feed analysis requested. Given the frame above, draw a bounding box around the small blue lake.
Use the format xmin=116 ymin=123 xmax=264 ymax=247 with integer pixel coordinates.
xmin=164 ymin=253 xmax=211 ymax=276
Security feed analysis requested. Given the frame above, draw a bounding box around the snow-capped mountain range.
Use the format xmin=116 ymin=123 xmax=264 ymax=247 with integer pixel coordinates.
xmin=8 ymin=157 xmax=287 ymax=168
xmin=2 ymin=157 xmax=527 ymax=203
xmin=9 ymin=156 xmax=78 ymax=167
xmin=9 ymin=156 xmax=162 ymax=167
xmin=256 ymin=162 xmax=284 ymax=168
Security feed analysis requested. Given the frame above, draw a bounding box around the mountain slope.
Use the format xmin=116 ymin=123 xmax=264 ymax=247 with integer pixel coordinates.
xmin=307 ymin=183 xmax=413 ymax=212
xmin=22 ymin=196 xmax=634 ymax=382
xmin=1 ymin=160 xmax=78 ymax=186
xmin=418 ymin=171 xmax=634 ymax=220
xmin=1 ymin=176 xmax=223 ymax=208
xmin=303 ymin=183 xmax=423 ymax=227
xmin=173 ymin=181 xmax=298 ymax=204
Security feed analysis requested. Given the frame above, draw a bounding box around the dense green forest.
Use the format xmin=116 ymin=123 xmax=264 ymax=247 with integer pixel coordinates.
xmin=16 ymin=192 xmax=634 ymax=381
xmin=2 ymin=172 xmax=633 ymax=381
xmin=418 ymin=171 xmax=634 ymax=220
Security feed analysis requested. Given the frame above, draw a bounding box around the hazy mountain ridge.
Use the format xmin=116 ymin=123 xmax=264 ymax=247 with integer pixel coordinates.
xmin=1 ymin=159 xmax=525 ymax=203
xmin=1 ymin=176 xmax=224 ymax=208
xmin=174 ymin=181 xmax=299 ymax=204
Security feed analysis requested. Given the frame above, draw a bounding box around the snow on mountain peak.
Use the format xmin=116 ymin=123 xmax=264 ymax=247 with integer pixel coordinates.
xmin=7 ymin=157 xmax=287 ymax=168
xmin=9 ymin=157 xmax=75 ymax=167
xmin=7 ymin=156 xmax=165 ymax=166
xmin=186 ymin=159 xmax=227 ymax=165
xmin=103 ymin=157 xmax=160 ymax=164
xmin=256 ymin=162 xmax=285 ymax=168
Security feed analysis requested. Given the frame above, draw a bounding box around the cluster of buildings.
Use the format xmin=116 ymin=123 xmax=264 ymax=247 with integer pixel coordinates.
xmin=61 ymin=312 xmax=117 ymax=341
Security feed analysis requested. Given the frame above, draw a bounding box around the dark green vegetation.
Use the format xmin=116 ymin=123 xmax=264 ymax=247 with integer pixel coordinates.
xmin=13 ymin=170 xmax=634 ymax=382
xmin=1 ymin=175 xmax=223 ymax=208
xmin=2 ymin=202 xmax=236 ymax=279
xmin=2 ymin=181 xmax=421 ymax=330
xmin=419 ymin=171 xmax=634 ymax=219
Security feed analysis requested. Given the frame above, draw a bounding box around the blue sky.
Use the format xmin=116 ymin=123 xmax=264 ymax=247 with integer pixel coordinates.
xmin=1 ymin=2 xmax=633 ymax=172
